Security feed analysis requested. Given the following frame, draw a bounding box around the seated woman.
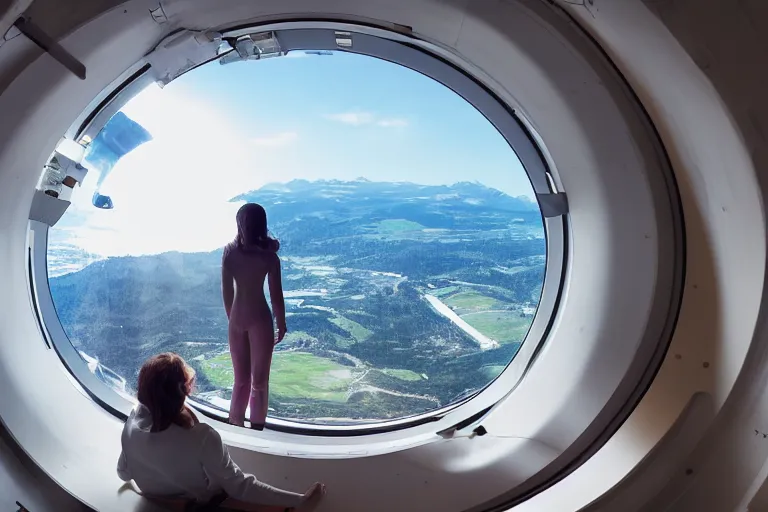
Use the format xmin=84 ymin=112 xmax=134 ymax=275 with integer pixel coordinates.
xmin=117 ymin=353 xmax=325 ymax=511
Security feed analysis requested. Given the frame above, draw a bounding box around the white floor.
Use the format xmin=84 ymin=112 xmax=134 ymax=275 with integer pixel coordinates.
xmin=0 ymin=430 xmax=87 ymax=512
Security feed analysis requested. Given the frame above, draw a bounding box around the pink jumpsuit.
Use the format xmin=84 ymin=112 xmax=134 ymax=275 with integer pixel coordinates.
xmin=221 ymin=241 xmax=285 ymax=427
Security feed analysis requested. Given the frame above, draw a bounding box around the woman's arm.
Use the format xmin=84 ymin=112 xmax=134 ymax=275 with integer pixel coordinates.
xmin=200 ymin=427 xmax=305 ymax=508
xmin=222 ymin=260 xmax=235 ymax=319
xmin=268 ymin=254 xmax=286 ymax=342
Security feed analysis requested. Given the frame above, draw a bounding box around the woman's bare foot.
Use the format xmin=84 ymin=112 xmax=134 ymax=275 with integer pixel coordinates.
xmin=297 ymin=482 xmax=325 ymax=511
xmin=249 ymin=422 xmax=264 ymax=431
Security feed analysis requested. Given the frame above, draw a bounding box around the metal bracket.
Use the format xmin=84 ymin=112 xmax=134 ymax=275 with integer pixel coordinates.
xmin=13 ymin=16 xmax=86 ymax=79
xmin=0 ymin=24 xmax=20 ymax=49
xmin=149 ymin=4 xmax=168 ymax=24
xmin=537 ymin=192 xmax=569 ymax=218
xmin=146 ymin=30 xmax=223 ymax=86
xmin=220 ymin=31 xmax=283 ymax=65
xmin=335 ymin=31 xmax=353 ymax=48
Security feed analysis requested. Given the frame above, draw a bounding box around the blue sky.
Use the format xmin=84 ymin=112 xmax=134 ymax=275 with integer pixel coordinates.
xmin=60 ymin=50 xmax=534 ymax=258
xmin=145 ymin=50 xmax=532 ymax=198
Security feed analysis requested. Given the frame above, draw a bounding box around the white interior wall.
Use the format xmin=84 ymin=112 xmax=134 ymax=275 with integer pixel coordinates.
xmin=0 ymin=2 xmax=675 ymax=509
xmin=0 ymin=0 xmax=766 ymax=511
xmin=0 ymin=430 xmax=86 ymax=512
xmin=519 ymin=2 xmax=768 ymax=511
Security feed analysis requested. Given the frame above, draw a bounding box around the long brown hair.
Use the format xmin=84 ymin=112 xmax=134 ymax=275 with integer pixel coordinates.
xmin=235 ymin=203 xmax=280 ymax=252
xmin=137 ymin=353 xmax=197 ymax=432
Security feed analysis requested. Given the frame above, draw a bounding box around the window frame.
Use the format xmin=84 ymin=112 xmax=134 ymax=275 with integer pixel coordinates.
xmin=29 ymin=23 xmax=568 ymax=437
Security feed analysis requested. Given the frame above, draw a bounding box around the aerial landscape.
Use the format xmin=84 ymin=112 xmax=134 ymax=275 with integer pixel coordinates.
xmin=48 ymin=178 xmax=545 ymax=424
xmin=45 ymin=49 xmax=547 ymax=425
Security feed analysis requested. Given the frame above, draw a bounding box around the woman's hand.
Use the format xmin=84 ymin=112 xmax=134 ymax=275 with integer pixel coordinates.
xmin=297 ymin=482 xmax=325 ymax=511
xmin=275 ymin=322 xmax=287 ymax=345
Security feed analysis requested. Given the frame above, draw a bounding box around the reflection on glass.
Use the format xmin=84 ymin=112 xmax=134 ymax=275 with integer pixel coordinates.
xmin=47 ymin=50 xmax=545 ymax=425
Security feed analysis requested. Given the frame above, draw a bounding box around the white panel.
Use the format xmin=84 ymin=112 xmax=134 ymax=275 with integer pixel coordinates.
xmin=28 ymin=190 xmax=70 ymax=226
xmin=516 ymin=1 xmax=766 ymax=510
xmin=0 ymin=1 xmax=705 ymax=512
xmin=159 ymin=0 xmax=470 ymax=48
xmin=0 ymin=432 xmax=86 ymax=512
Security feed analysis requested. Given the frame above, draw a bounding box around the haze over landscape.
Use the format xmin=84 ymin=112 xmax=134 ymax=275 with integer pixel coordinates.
xmin=45 ymin=50 xmax=545 ymax=423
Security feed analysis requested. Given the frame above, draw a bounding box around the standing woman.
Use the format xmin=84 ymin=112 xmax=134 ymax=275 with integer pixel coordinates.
xmin=222 ymin=203 xmax=286 ymax=430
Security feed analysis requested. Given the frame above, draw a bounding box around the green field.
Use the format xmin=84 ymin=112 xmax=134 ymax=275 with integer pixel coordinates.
xmin=330 ymin=315 xmax=373 ymax=343
xmin=375 ymin=219 xmax=425 ymax=233
xmin=461 ymin=311 xmax=532 ymax=344
xmin=199 ymin=353 xmax=235 ymax=388
xmin=443 ymin=291 xmax=500 ymax=311
xmin=430 ymin=286 xmax=459 ymax=298
xmin=380 ymin=368 xmax=423 ymax=381
xmin=201 ymin=351 xmax=358 ymax=402
xmin=333 ymin=333 xmax=355 ymax=349
xmin=281 ymin=330 xmax=317 ymax=344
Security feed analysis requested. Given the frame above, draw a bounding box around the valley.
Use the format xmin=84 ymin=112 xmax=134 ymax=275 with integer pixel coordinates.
xmin=48 ymin=179 xmax=545 ymax=424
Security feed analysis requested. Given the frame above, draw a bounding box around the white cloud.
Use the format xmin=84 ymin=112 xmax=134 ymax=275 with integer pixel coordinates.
xmin=377 ymin=118 xmax=409 ymax=128
xmin=325 ymin=111 xmax=376 ymax=126
xmin=252 ymin=131 xmax=298 ymax=147
xmin=326 ymin=111 xmax=409 ymax=128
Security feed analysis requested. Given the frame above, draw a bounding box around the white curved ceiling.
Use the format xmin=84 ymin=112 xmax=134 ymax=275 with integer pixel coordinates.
xmin=0 ymin=1 xmax=767 ymax=511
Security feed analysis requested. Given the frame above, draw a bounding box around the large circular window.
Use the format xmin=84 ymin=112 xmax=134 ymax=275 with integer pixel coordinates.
xmin=41 ymin=28 xmax=558 ymax=428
